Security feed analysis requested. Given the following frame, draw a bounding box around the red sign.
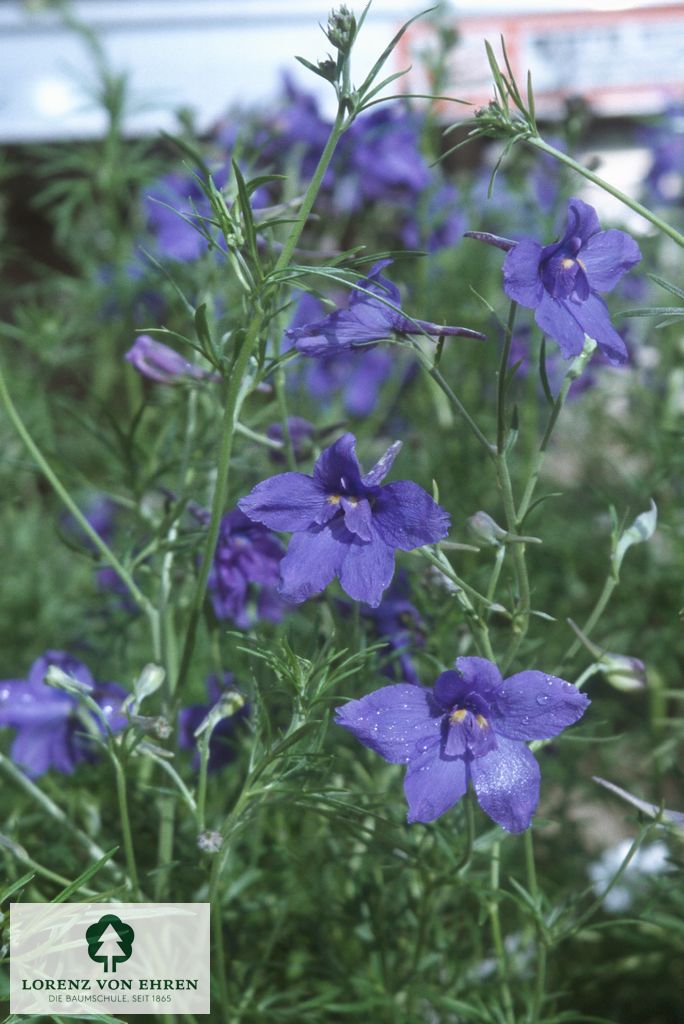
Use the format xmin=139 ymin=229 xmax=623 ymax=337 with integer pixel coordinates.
xmin=399 ymin=4 xmax=684 ymax=117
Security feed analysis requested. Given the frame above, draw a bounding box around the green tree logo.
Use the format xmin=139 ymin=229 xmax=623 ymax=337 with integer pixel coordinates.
xmin=86 ymin=914 xmax=135 ymax=973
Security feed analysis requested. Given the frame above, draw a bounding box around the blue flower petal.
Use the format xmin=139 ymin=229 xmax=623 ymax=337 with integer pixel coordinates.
xmin=12 ymin=725 xmax=72 ymax=778
xmin=338 ymin=529 xmax=395 ymax=607
xmin=362 ymin=440 xmax=402 ymax=487
xmin=533 ymin=293 xmax=586 ymax=359
xmin=503 ymin=239 xmax=545 ymax=307
xmin=580 ymin=229 xmax=642 ymax=292
xmin=492 ymin=671 xmax=590 ymax=741
xmin=0 ymin=681 xmax=70 ymax=727
xmin=566 ymin=197 xmax=602 ymax=243
xmin=342 ymin=496 xmax=373 ymax=541
xmin=335 ymin=683 xmax=441 ymax=764
xmin=238 ymin=472 xmax=330 ymax=532
xmin=470 ymin=736 xmax=540 ymax=833
xmin=372 ymin=481 xmax=450 ymax=551
xmin=404 ymin=745 xmax=468 ymax=823
xmin=312 ymin=433 xmax=364 ymax=493
xmin=278 ymin=523 xmax=346 ymax=603
xmin=454 ymin=657 xmax=504 ymax=701
xmin=572 ymin=293 xmax=629 ymax=365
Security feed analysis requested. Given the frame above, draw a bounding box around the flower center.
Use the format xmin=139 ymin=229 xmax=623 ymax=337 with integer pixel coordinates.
xmin=443 ymin=693 xmax=497 ymax=759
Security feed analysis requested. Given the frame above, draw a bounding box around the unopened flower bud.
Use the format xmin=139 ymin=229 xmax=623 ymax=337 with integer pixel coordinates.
xmin=197 ymin=830 xmax=222 ymax=854
xmin=129 ymin=714 xmax=173 ymax=739
xmin=135 ymin=664 xmax=165 ymax=704
xmin=467 ymin=511 xmax=507 ymax=546
xmin=326 ymin=5 xmax=356 ymax=53
xmin=44 ymin=666 xmax=93 ymax=696
xmin=316 ymin=57 xmax=338 ymax=83
xmin=601 ymin=654 xmax=647 ymax=692
xmin=464 ymin=231 xmax=516 ymax=253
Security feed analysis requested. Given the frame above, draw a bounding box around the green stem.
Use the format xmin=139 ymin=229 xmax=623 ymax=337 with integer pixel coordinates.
xmin=111 ymin=750 xmax=140 ymax=898
xmin=235 ymin=420 xmax=283 ymax=451
xmin=486 ymin=545 xmax=506 ymax=606
xmin=174 ymin=106 xmax=348 ymax=696
xmin=524 ymin=830 xmax=547 ymax=1023
xmin=488 ymin=841 xmax=515 ymax=1024
xmin=155 ymin=798 xmax=176 ymax=902
xmin=517 ymin=338 xmax=596 ymax=523
xmin=454 ymin=791 xmax=475 ymax=874
xmin=419 ymin=548 xmax=496 ymax=660
xmin=497 ymin=301 xmax=517 ymax=454
xmin=197 ymin=745 xmax=211 ymax=832
xmin=563 ymin=573 xmax=618 ymax=662
xmin=496 ymin=454 xmax=530 ymax=673
xmin=417 ymin=351 xmax=495 ymax=457
xmin=272 ymin=106 xmax=347 ymax=276
xmin=531 ymin=941 xmax=547 ymax=1024
xmin=528 ymin=136 xmax=684 ymax=249
xmin=0 ymin=842 xmax=88 ymax=892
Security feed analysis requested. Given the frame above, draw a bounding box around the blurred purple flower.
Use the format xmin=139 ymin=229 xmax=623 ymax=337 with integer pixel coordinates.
xmin=125 ymin=335 xmax=216 ymax=385
xmin=144 ymin=172 xmax=214 ymax=262
xmin=239 ymin=433 xmax=450 ymax=607
xmin=178 ymin=673 xmax=248 ymax=772
xmin=286 ymin=260 xmax=484 ymax=356
xmin=530 ymin=137 xmax=567 ymax=215
xmin=208 ymin=508 xmax=286 ymax=627
xmin=338 ymin=107 xmax=430 ymax=209
xmin=363 ymin=574 xmax=425 ymax=686
xmin=307 ymin=348 xmax=395 ymax=417
xmin=401 ymin=184 xmax=467 ymax=253
xmin=335 ymin=656 xmax=589 ymax=831
xmin=641 ymin=105 xmax=684 ymax=205
xmin=266 ymin=417 xmax=316 ymax=464
xmin=503 ymin=197 xmax=641 ymax=364
xmin=0 ymin=651 xmax=126 ymax=778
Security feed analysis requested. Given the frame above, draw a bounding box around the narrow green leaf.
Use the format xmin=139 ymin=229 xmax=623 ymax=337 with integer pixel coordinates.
xmin=51 ymin=847 xmax=119 ymax=904
xmin=0 ymin=870 xmax=34 ymax=904
xmin=232 ymin=159 xmax=260 ymax=271
xmin=650 ymin=272 xmax=684 ymax=300
xmin=357 ymin=7 xmax=435 ymax=102
xmin=539 ymin=335 xmax=555 ymax=406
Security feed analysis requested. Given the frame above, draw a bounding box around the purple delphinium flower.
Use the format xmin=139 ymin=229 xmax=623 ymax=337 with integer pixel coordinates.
xmin=335 ymin=656 xmax=589 ymax=831
xmin=286 ymin=260 xmax=484 ymax=356
xmin=503 ymin=197 xmax=641 ymax=364
xmin=238 ymin=433 xmax=450 ymax=608
xmin=125 ymin=335 xmax=217 ymax=385
xmin=208 ymin=508 xmax=286 ymax=627
xmin=178 ymin=673 xmax=248 ymax=772
xmin=284 ymin=293 xmax=398 ymax=417
xmin=0 ymin=651 xmax=126 ymax=778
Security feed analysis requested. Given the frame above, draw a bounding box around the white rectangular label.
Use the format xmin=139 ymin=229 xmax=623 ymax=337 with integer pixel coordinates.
xmin=10 ymin=902 xmax=210 ymax=1015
